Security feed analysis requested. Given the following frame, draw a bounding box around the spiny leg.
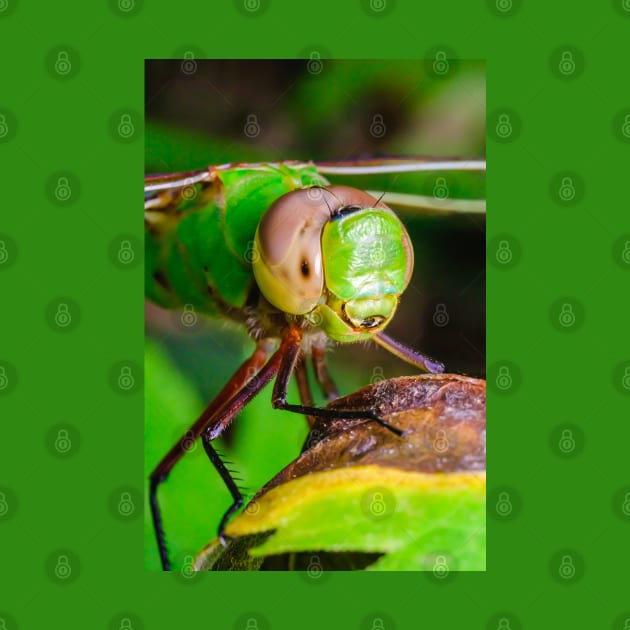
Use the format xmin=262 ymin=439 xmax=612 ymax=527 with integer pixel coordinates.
xmin=149 ymin=340 xmax=272 ymax=571
xmin=200 ymin=344 xmax=286 ymax=546
xmin=272 ymin=326 xmax=403 ymax=437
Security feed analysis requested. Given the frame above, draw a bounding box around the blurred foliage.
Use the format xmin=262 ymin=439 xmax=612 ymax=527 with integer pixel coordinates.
xmin=144 ymin=60 xmax=485 ymax=570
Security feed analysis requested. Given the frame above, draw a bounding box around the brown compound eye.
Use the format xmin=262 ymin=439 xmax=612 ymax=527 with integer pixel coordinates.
xmin=252 ymin=188 xmax=330 ymax=315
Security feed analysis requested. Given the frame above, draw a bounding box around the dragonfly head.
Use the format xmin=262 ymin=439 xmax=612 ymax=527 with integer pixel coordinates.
xmin=252 ymin=185 xmax=414 ymax=343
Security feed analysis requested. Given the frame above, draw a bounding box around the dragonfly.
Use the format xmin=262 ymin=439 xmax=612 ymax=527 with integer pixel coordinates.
xmin=145 ymin=157 xmax=486 ymax=570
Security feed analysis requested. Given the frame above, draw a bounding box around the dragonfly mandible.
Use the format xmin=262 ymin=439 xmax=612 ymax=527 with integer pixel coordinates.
xmin=145 ymin=157 xmax=486 ymax=570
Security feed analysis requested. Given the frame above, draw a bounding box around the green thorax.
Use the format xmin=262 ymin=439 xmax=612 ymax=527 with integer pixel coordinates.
xmin=145 ymin=162 xmax=328 ymax=317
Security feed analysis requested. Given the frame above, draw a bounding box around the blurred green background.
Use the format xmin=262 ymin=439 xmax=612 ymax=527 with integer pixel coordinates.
xmin=144 ymin=59 xmax=485 ymax=570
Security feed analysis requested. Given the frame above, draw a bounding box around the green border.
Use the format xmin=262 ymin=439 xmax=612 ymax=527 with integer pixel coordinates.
xmin=1 ymin=1 xmax=629 ymax=628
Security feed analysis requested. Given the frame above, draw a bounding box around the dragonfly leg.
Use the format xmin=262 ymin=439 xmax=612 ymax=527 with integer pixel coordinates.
xmin=149 ymin=340 xmax=273 ymax=570
xmin=293 ymin=356 xmax=316 ymax=428
xmin=271 ymin=326 xmax=403 ymax=437
xmin=374 ymin=332 xmax=445 ymax=373
xmin=311 ymin=344 xmax=339 ymax=401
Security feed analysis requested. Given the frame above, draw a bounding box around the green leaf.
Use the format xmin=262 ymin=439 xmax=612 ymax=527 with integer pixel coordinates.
xmin=194 ymin=374 xmax=486 ymax=571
